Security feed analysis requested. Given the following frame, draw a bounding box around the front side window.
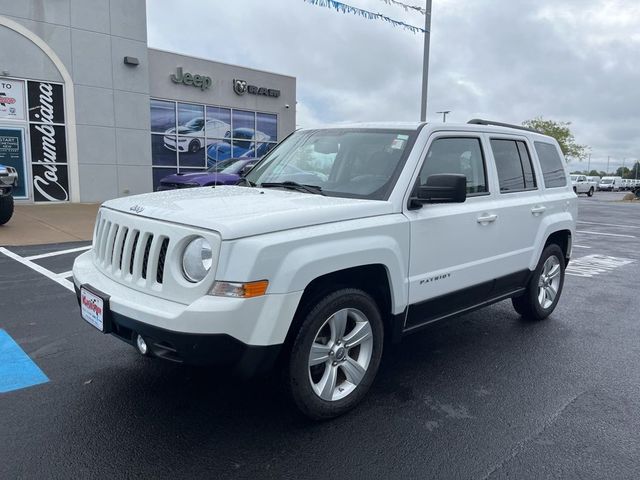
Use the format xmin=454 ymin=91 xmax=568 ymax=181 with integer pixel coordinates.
xmin=535 ymin=141 xmax=567 ymax=188
xmin=419 ymin=137 xmax=488 ymax=195
xmin=490 ymin=139 xmax=537 ymax=193
xmin=246 ymin=129 xmax=416 ymax=200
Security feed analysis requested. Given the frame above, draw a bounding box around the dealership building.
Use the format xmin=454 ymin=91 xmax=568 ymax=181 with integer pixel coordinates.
xmin=0 ymin=0 xmax=296 ymax=203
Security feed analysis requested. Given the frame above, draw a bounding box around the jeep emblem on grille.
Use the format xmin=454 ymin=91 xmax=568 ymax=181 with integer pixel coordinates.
xmin=129 ymin=205 xmax=144 ymax=214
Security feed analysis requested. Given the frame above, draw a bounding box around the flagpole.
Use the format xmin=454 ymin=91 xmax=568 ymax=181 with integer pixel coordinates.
xmin=420 ymin=0 xmax=432 ymax=122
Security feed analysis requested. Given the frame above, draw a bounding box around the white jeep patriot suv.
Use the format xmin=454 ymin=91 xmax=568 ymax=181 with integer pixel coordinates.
xmin=73 ymin=119 xmax=577 ymax=419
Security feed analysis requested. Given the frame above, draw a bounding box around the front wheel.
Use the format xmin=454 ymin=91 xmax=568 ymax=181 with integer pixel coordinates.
xmin=512 ymin=244 xmax=565 ymax=321
xmin=587 ymin=187 xmax=594 ymax=197
xmin=286 ymin=288 xmax=384 ymax=420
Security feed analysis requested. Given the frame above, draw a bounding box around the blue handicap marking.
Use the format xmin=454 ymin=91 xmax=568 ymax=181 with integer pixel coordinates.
xmin=0 ymin=329 xmax=49 ymax=393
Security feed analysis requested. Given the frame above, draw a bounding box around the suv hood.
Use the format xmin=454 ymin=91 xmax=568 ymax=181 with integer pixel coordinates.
xmin=102 ymin=186 xmax=393 ymax=239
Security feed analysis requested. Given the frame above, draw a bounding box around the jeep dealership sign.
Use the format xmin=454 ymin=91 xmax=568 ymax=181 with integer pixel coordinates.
xmin=170 ymin=67 xmax=212 ymax=90
xmin=27 ymin=81 xmax=69 ymax=202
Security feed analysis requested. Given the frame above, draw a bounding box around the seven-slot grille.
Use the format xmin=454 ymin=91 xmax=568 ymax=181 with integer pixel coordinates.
xmin=93 ymin=216 xmax=170 ymax=286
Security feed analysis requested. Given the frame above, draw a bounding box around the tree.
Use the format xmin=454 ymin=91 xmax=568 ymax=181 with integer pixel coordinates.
xmin=522 ymin=117 xmax=589 ymax=162
xmin=616 ymin=167 xmax=630 ymax=178
xmin=628 ymin=162 xmax=640 ymax=179
xmin=588 ymin=170 xmax=600 ymax=176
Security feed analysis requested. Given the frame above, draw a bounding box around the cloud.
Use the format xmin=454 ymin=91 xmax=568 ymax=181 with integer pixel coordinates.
xmin=147 ymin=0 xmax=640 ymax=168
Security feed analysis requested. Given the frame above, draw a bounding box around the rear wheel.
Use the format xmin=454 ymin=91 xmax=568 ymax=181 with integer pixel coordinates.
xmin=286 ymin=288 xmax=384 ymax=420
xmin=512 ymin=244 xmax=565 ymax=321
xmin=0 ymin=194 xmax=14 ymax=225
xmin=587 ymin=187 xmax=594 ymax=197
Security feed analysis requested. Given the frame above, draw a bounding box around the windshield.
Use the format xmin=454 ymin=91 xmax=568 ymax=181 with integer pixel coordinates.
xmin=602 ymin=179 xmax=613 ymax=184
xmin=245 ymin=128 xmax=417 ymax=200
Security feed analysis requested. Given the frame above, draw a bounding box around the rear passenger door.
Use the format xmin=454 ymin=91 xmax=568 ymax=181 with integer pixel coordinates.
xmin=484 ymin=135 xmax=543 ymax=279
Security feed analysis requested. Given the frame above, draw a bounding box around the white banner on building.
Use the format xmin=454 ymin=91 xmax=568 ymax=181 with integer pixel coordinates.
xmin=0 ymin=78 xmax=25 ymax=120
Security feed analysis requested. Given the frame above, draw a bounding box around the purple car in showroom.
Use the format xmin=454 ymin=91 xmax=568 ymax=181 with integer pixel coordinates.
xmin=157 ymin=157 xmax=260 ymax=191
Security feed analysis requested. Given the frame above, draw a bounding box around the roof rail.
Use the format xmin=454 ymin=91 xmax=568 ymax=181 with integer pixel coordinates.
xmin=467 ymin=118 xmax=541 ymax=134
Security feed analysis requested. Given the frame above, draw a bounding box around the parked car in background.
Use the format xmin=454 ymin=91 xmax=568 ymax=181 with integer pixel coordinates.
xmin=621 ymin=179 xmax=634 ymax=191
xmin=157 ymin=157 xmax=260 ymax=191
xmin=598 ymin=176 xmax=622 ymax=191
xmin=0 ymin=163 xmax=16 ymax=224
xmin=164 ymin=117 xmax=230 ymax=153
xmin=586 ymin=176 xmax=600 ymax=191
xmin=570 ymin=174 xmax=594 ymax=196
xmin=206 ymin=128 xmax=271 ymax=165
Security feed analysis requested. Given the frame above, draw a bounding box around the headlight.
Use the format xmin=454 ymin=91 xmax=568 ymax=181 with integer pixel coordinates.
xmin=182 ymin=237 xmax=213 ymax=283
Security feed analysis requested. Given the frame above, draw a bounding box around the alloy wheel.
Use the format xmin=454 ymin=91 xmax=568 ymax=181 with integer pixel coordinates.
xmin=308 ymin=308 xmax=374 ymax=402
xmin=537 ymin=255 xmax=561 ymax=309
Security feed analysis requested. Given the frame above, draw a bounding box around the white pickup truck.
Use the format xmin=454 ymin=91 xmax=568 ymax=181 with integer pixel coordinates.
xmin=73 ymin=119 xmax=577 ymax=419
xmin=570 ymin=174 xmax=594 ymax=196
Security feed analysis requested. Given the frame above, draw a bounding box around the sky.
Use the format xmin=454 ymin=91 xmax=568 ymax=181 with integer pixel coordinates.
xmin=146 ymin=0 xmax=640 ymax=173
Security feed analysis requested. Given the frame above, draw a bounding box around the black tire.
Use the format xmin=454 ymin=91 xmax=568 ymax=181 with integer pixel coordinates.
xmin=512 ymin=244 xmax=565 ymax=321
xmin=188 ymin=139 xmax=200 ymax=153
xmin=0 ymin=194 xmax=14 ymax=225
xmin=573 ymin=186 xmax=577 ymax=194
xmin=587 ymin=187 xmax=594 ymax=197
xmin=286 ymin=288 xmax=384 ymax=420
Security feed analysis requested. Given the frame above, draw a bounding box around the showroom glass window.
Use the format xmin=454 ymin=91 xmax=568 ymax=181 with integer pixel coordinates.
xmin=150 ymin=99 xmax=278 ymax=190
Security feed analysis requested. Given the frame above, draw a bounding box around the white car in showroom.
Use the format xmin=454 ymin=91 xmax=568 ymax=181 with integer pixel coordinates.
xmin=164 ymin=117 xmax=230 ymax=153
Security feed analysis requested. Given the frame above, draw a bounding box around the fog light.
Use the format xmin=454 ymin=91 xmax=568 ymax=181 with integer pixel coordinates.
xmin=136 ymin=334 xmax=148 ymax=355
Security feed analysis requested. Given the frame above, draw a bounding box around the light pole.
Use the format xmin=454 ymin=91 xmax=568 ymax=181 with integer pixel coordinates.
xmin=587 ymin=153 xmax=591 ymax=173
xmin=607 ymin=156 xmax=610 ymax=175
xmin=420 ymin=0 xmax=432 ymax=122
xmin=436 ymin=110 xmax=451 ymax=122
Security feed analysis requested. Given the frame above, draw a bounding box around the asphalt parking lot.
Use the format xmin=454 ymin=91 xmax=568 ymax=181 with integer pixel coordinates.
xmin=1 ymin=192 xmax=639 ymax=479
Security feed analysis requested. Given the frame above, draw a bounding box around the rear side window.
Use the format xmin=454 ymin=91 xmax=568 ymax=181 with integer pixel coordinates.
xmin=490 ymin=139 xmax=537 ymax=192
xmin=534 ymin=141 xmax=567 ymax=188
xmin=420 ymin=137 xmax=488 ymax=195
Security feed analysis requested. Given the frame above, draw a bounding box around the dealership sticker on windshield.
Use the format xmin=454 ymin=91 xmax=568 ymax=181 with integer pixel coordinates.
xmin=391 ymin=138 xmax=406 ymax=150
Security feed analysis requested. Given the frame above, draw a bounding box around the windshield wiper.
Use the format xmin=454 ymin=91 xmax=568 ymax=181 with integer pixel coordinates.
xmin=235 ymin=177 xmax=255 ymax=187
xmin=260 ymin=181 xmax=325 ymax=195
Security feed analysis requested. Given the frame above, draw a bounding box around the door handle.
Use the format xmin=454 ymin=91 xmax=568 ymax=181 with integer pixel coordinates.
xmin=477 ymin=214 xmax=498 ymax=224
xmin=531 ymin=205 xmax=546 ymax=215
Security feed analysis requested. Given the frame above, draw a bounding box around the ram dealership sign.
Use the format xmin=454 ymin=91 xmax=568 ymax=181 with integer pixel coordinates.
xmin=28 ymin=81 xmax=69 ymax=202
xmin=233 ymin=79 xmax=280 ymax=98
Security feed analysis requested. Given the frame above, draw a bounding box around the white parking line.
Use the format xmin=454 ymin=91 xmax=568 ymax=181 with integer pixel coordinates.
xmin=0 ymin=247 xmax=74 ymax=292
xmin=54 ymin=270 xmax=73 ymax=278
xmin=25 ymin=245 xmax=91 ymax=261
xmin=573 ymin=245 xmax=591 ymax=249
xmin=577 ymin=220 xmax=640 ymax=230
xmin=577 ymin=230 xmax=636 ymax=239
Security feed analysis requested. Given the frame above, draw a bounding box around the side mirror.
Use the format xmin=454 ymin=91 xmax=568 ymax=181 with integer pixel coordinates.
xmin=410 ymin=173 xmax=467 ymax=207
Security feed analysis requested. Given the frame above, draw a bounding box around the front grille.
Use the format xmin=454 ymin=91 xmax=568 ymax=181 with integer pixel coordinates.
xmin=94 ymin=217 xmax=170 ymax=286
xmin=159 ymin=182 xmax=199 ymax=189
xmin=91 ymin=208 xmax=220 ymax=303
xmin=157 ymin=238 xmax=169 ymax=284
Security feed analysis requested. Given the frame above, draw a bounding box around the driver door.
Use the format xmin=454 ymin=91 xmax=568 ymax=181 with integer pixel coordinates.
xmin=404 ymin=133 xmax=505 ymax=330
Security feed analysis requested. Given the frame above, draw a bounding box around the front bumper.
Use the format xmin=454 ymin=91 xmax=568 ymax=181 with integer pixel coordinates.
xmin=73 ymin=251 xmax=303 ymax=374
xmin=74 ymin=285 xmax=280 ymax=375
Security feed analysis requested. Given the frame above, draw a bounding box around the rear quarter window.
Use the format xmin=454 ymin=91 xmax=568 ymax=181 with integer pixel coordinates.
xmin=534 ymin=141 xmax=567 ymax=188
